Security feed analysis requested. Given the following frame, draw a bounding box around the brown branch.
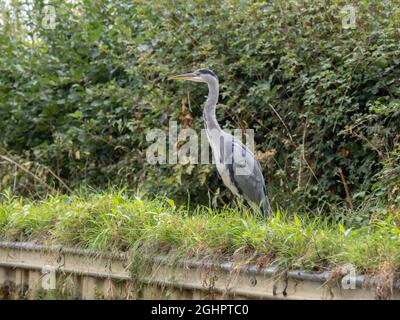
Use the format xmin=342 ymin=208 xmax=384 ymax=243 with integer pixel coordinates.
xmin=338 ymin=168 xmax=353 ymax=210
xmin=44 ymin=167 xmax=73 ymax=194
xmin=269 ymin=103 xmax=296 ymax=146
xmin=0 ymin=154 xmax=60 ymax=195
xmin=268 ymin=104 xmax=321 ymax=187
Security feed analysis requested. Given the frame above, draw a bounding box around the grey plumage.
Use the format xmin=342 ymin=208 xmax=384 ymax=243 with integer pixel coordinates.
xmin=169 ymin=68 xmax=270 ymax=217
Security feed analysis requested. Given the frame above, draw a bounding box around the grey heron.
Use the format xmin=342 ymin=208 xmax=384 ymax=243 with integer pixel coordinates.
xmin=169 ymin=68 xmax=270 ymax=217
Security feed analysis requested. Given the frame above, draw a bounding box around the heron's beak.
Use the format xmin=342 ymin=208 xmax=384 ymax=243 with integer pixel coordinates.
xmin=168 ymin=72 xmax=197 ymax=81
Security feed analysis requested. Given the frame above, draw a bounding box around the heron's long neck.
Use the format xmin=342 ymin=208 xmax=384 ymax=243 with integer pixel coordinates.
xmin=203 ymin=79 xmax=221 ymax=132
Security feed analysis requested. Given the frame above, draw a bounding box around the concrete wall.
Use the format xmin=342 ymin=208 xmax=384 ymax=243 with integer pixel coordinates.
xmin=0 ymin=242 xmax=397 ymax=300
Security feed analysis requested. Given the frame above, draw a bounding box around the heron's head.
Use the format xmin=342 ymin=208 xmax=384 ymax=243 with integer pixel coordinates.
xmin=168 ymin=68 xmax=217 ymax=83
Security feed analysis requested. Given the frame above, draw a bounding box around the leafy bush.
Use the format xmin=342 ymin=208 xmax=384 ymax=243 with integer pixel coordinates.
xmin=0 ymin=0 xmax=399 ymax=211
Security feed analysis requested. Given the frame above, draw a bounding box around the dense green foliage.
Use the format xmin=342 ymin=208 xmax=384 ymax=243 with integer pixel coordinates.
xmin=0 ymin=0 xmax=399 ymax=211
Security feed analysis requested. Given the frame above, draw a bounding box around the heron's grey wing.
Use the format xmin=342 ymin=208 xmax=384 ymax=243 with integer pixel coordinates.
xmin=220 ymin=134 xmax=267 ymax=206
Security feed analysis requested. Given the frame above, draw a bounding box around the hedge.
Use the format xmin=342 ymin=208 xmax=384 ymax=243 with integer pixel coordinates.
xmin=0 ymin=0 xmax=399 ymax=211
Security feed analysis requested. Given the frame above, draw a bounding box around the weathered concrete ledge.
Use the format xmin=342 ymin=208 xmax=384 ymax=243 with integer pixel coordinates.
xmin=0 ymin=241 xmax=398 ymax=300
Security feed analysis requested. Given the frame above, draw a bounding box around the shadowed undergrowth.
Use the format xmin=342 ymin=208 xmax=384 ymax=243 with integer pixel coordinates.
xmin=0 ymin=189 xmax=399 ymax=278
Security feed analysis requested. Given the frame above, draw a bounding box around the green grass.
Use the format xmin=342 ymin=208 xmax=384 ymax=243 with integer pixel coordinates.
xmin=0 ymin=189 xmax=399 ymax=275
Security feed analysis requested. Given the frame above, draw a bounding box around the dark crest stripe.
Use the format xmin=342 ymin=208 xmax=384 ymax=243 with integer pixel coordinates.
xmin=197 ymin=68 xmax=217 ymax=78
